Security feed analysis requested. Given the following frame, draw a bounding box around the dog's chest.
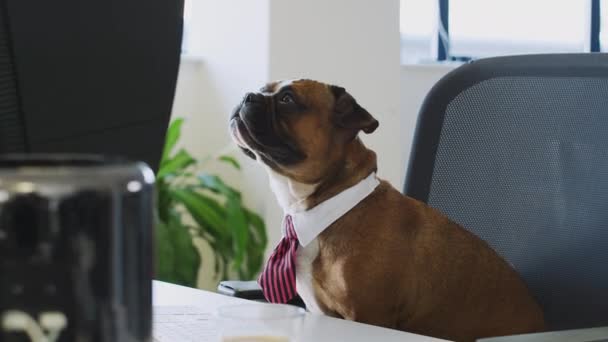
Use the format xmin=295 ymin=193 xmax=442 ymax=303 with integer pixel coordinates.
xmin=295 ymin=239 xmax=322 ymax=313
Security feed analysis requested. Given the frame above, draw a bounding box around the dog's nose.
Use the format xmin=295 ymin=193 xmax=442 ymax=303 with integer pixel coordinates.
xmin=244 ymin=92 xmax=264 ymax=104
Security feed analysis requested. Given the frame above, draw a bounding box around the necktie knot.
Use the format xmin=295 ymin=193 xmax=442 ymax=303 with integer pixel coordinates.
xmin=258 ymin=215 xmax=299 ymax=304
xmin=284 ymin=215 xmax=298 ymax=241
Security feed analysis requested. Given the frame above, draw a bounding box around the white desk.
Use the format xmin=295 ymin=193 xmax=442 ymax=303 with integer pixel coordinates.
xmin=152 ymin=280 xmax=448 ymax=342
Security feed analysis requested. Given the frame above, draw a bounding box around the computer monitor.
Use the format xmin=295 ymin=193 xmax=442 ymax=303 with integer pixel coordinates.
xmin=0 ymin=0 xmax=184 ymax=172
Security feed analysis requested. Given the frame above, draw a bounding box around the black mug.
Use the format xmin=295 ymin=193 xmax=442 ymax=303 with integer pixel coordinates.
xmin=0 ymin=155 xmax=154 ymax=342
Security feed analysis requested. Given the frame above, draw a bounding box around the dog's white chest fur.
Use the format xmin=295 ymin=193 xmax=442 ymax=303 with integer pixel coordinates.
xmin=295 ymin=238 xmax=322 ymax=313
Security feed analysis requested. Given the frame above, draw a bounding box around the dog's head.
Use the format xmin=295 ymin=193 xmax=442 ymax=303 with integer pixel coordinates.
xmin=229 ymin=79 xmax=378 ymax=183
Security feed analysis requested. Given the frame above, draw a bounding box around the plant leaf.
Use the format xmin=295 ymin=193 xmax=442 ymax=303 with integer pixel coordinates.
xmin=155 ymin=121 xmax=268 ymax=283
xmin=226 ymin=198 xmax=249 ymax=271
xmin=218 ymin=155 xmax=241 ymax=170
xmin=244 ymin=208 xmax=268 ymax=247
xmin=198 ymin=173 xmax=241 ymax=199
xmin=155 ymin=212 xmax=200 ymax=287
xmin=170 ymin=188 xmax=227 ymax=240
xmin=243 ymin=208 xmax=267 ymax=279
xmin=168 ymin=216 xmax=200 ymax=287
xmin=154 ymin=218 xmax=175 ymax=282
xmin=158 ymin=149 xmax=196 ymax=179
xmin=161 ymin=118 xmax=184 ymax=163
xmin=156 ymin=179 xmax=173 ymax=223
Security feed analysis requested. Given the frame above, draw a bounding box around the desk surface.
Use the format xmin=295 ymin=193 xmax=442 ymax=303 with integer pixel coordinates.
xmin=152 ymin=280 xmax=448 ymax=342
xmin=478 ymin=326 xmax=608 ymax=342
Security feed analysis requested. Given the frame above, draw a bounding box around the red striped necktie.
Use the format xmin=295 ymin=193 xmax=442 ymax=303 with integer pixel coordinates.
xmin=258 ymin=215 xmax=299 ymax=303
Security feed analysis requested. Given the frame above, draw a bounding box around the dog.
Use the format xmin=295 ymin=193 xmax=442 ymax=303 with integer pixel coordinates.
xmin=229 ymin=79 xmax=545 ymax=342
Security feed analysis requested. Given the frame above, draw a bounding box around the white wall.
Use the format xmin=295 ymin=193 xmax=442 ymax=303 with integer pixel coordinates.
xmin=177 ymin=0 xmax=269 ymax=162
xmin=171 ymin=0 xmax=271 ymax=290
xmin=270 ymin=0 xmax=402 ymax=187
xmin=399 ymin=63 xmax=458 ymax=170
xmin=170 ymin=1 xmax=457 ymax=290
xmin=261 ymin=0 xmax=401 ymax=262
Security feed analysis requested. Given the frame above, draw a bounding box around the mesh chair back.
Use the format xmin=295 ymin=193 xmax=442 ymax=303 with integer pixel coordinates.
xmin=404 ymin=54 xmax=608 ymax=330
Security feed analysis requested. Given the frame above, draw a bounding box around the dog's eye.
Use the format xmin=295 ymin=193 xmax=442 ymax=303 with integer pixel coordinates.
xmin=279 ymin=93 xmax=294 ymax=104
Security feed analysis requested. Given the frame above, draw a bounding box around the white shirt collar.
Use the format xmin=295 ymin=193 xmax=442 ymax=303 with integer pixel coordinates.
xmin=283 ymin=172 xmax=380 ymax=247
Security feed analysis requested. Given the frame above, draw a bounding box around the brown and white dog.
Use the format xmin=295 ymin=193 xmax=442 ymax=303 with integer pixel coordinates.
xmin=229 ymin=79 xmax=545 ymax=342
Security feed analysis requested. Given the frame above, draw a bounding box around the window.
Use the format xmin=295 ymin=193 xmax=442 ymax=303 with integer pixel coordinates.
xmin=450 ymin=0 xmax=587 ymax=58
xmin=182 ymin=0 xmax=193 ymax=54
xmin=400 ymin=1 xmax=438 ymax=63
xmin=401 ymin=0 xmax=605 ymax=62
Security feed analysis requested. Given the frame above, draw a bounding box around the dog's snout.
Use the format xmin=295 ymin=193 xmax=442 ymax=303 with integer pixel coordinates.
xmin=244 ymin=92 xmax=264 ymax=104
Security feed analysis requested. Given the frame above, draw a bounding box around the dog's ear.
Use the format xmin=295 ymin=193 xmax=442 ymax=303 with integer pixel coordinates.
xmin=330 ymin=85 xmax=379 ymax=135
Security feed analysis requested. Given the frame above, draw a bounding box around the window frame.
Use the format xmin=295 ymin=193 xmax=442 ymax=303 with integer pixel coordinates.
xmin=411 ymin=0 xmax=602 ymax=62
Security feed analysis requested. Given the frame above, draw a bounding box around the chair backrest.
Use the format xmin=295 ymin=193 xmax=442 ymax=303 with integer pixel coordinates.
xmin=404 ymin=54 xmax=608 ymax=331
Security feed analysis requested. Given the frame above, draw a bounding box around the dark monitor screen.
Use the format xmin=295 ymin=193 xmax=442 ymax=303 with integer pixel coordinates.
xmin=0 ymin=0 xmax=184 ymax=172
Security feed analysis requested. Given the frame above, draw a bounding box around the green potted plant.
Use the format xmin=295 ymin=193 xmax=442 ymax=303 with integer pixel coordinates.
xmin=155 ymin=118 xmax=267 ymax=287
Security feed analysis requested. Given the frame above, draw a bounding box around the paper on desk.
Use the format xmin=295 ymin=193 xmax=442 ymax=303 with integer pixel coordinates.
xmin=153 ymin=306 xmax=218 ymax=342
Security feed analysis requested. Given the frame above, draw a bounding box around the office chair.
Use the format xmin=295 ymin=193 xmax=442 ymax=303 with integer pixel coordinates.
xmin=404 ymin=53 xmax=608 ymax=332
